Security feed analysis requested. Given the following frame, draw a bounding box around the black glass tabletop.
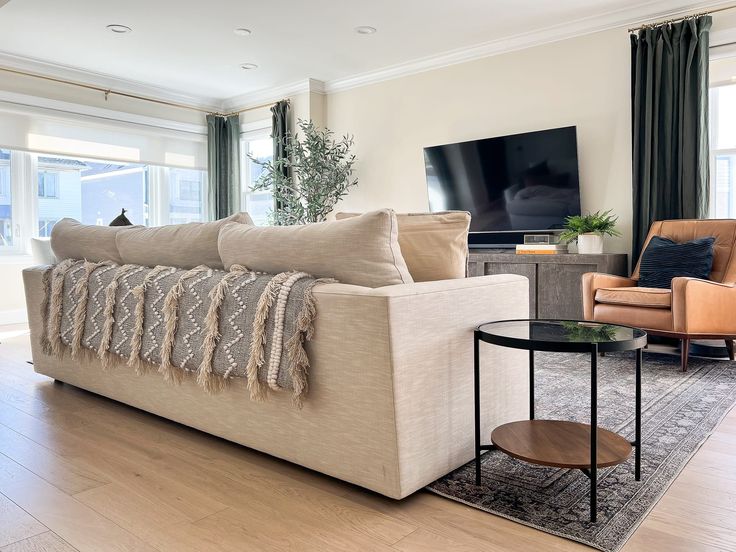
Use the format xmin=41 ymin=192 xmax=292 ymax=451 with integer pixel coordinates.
xmin=476 ymin=319 xmax=647 ymax=353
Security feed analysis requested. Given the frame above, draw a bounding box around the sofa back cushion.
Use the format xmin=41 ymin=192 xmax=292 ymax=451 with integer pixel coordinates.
xmin=116 ymin=212 xmax=253 ymax=270
xmin=218 ymin=209 xmax=413 ymax=288
xmin=336 ymin=211 xmax=470 ymax=282
xmin=50 ymin=218 xmax=136 ymax=264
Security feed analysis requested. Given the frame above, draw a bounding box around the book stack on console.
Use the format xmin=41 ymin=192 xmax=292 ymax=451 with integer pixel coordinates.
xmin=515 ymin=244 xmax=569 ymax=255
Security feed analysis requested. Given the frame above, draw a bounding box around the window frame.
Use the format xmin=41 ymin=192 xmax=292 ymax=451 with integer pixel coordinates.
xmin=709 ymin=83 xmax=736 ymax=219
xmin=0 ymin=151 xmax=35 ymax=254
xmin=240 ymin=120 xmax=274 ymax=222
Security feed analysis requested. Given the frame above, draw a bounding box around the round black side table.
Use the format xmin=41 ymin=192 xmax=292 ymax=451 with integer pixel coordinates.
xmin=474 ymin=319 xmax=647 ymax=522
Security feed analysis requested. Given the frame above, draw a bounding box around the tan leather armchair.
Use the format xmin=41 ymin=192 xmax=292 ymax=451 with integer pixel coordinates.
xmin=583 ymin=219 xmax=736 ymax=371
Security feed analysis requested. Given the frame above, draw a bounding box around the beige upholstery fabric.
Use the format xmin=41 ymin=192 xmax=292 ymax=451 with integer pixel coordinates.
xmin=595 ymin=287 xmax=672 ymax=309
xmin=23 ymin=266 xmax=528 ymax=499
xmin=50 ymin=218 xmax=137 ymax=265
xmin=336 ymin=211 xmax=471 ymax=282
xmin=115 ymin=212 xmax=253 ymax=270
xmin=218 ymin=209 xmax=414 ymax=288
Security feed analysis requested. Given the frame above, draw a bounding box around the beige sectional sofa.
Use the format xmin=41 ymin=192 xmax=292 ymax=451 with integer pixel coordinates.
xmin=23 ymin=210 xmax=530 ymax=499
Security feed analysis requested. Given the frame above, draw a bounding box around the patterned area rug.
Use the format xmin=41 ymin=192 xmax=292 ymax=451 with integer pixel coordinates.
xmin=427 ymin=351 xmax=736 ymax=552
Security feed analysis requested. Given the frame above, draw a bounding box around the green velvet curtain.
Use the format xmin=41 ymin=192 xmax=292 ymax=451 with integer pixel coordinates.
xmin=630 ymin=16 xmax=711 ymax=262
xmin=206 ymin=114 xmax=241 ymax=220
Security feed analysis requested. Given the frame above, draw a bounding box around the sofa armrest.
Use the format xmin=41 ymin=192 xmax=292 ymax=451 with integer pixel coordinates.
xmin=383 ymin=274 xmax=530 ymax=495
xmin=672 ymin=277 xmax=736 ymax=334
xmin=581 ymin=273 xmax=637 ymax=320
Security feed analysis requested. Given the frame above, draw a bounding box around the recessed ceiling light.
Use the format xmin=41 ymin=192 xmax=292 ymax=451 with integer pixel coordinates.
xmin=234 ymin=28 xmax=252 ymax=36
xmin=106 ymin=24 xmax=132 ymax=34
xmin=355 ymin=26 xmax=377 ymax=35
xmin=240 ymin=63 xmax=258 ymax=70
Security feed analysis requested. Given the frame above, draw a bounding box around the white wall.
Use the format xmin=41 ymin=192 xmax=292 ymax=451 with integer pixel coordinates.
xmin=326 ymin=28 xmax=633 ymax=253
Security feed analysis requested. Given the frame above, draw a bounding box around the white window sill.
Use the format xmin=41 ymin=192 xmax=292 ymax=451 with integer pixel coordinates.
xmin=0 ymin=253 xmax=34 ymax=264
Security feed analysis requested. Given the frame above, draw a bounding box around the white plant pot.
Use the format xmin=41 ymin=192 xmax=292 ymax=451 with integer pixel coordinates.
xmin=577 ymin=233 xmax=604 ymax=255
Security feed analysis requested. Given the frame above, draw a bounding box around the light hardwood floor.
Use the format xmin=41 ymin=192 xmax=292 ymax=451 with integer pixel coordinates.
xmin=0 ymin=325 xmax=735 ymax=552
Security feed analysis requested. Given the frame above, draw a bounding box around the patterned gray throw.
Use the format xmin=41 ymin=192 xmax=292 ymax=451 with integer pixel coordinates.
xmin=428 ymin=351 xmax=736 ymax=552
xmin=40 ymin=259 xmax=332 ymax=406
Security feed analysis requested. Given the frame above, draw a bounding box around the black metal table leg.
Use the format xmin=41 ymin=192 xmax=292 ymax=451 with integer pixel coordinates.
xmin=529 ymin=349 xmax=535 ymax=420
xmin=635 ymin=347 xmax=642 ymax=481
xmin=590 ymin=343 xmax=598 ymax=523
xmin=474 ymin=330 xmax=481 ymax=485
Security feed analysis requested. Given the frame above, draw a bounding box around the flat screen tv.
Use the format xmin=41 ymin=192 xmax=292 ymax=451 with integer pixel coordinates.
xmin=424 ymin=126 xmax=581 ymax=245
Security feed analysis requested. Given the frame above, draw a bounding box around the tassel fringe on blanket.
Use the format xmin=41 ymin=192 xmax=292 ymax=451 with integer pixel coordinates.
xmin=43 ymin=260 xmax=331 ymax=407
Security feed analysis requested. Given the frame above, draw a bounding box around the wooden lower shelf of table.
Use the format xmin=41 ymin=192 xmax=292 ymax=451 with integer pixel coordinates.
xmin=490 ymin=420 xmax=632 ymax=469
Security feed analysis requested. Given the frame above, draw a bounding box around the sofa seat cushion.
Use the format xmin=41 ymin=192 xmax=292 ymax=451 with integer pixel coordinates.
xmin=218 ymin=209 xmax=413 ymax=288
xmin=336 ymin=211 xmax=470 ymax=282
xmin=115 ymin=212 xmax=253 ymax=270
xmin=595 ymin=286 xmax=672 ymax=309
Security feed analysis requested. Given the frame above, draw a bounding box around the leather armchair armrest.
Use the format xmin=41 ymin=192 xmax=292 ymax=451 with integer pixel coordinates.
xmin=672 ymin=277 xmax=736 ymax=334
xmin=581 ymin=273 xmax=636 ymax=320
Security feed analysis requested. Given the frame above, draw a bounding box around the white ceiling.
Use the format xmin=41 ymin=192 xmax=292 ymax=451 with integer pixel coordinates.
xmin=0 ymin=0 xmax=731 ymax=107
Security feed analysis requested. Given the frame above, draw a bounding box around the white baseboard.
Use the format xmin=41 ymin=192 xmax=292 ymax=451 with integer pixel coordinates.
xmin=0 ymin=308 xmax=28 ymax=325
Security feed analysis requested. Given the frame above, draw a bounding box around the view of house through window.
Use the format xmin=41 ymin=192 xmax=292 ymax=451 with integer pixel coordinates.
xmin=41 ymin=158 xmax=149 ymax=231
xmin=710 ymin=84 xmax=736 ymax=218
xmin=169 ymin=168 xmax=206 ymax=224
xmin=0 ymin=149 xmax=207 ymax=252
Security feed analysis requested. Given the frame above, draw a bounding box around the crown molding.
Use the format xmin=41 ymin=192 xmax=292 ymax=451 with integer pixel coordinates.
xmin=322 ymin=0 xmax=734 ymax=93
xmin=0 ymin=50 xmax=222 ymax=111
xmin=220 ymin=78 xmax=326 ymax=113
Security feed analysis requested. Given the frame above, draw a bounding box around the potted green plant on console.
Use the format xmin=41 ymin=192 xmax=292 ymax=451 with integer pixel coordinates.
xmin=560 ymin=210 xmax=621 ymax=254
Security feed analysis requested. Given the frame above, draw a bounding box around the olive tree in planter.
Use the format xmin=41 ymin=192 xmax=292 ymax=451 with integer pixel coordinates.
xmin=249 ymin=119 xmax=357 ymax=225
xmin=559 ymin=210 xmax=621 ymax=254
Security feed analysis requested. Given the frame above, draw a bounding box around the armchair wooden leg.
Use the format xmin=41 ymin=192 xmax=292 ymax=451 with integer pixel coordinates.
xmin=681 ymin=338 xmax=690 ymax=372
xmin=726 ymin=339 xmax=735 ymax=361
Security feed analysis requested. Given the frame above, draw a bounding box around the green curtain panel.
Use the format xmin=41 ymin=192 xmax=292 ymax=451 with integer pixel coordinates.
xmin=207 ymin=114 xmax=241 ymax=220
xmin=271 ymin=100 xmax=291 ymax=213
xmin=631 ymin=16 xmax=711 ymax=261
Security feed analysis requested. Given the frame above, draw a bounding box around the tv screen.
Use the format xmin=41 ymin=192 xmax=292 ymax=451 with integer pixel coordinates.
xmin=424 ymin=126 xmax=581 ymax=233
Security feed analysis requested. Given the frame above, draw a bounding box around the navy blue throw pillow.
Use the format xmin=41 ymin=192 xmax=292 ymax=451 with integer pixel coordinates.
xmin=638 ymin=235 xmax=716 ymax=289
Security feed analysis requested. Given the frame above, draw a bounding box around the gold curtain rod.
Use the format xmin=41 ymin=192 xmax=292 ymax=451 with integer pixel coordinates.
xmin=628 ymin=3 xmax=736 ymax=32
xmin=0 ymin=65 xmax=282 ymax=117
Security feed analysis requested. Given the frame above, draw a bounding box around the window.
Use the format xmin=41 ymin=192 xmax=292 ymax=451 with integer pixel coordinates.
xmin=41 ymin=158 xmax=149 ymax=226
xmin=242 ymin=127 xmax=274 ymax=226
xmin=169 ymin=168 xmax=206 ymax=224
xmin=0 ymin=149 xmax=208 ymax=255
xmin=710 ymin=85 xmax=736 ymax=218
xmin=0 ymin=150 xmax=11 ymax=248
xmin=178 ymin=179 xmax=201 ymax=201
xmin=37 ymin=171 xmax=59 ymax=198
xmin=38 ymin=218 xmax=58 ymax=237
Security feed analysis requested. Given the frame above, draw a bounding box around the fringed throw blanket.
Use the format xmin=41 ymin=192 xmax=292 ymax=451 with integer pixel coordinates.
xmin=40 ymin=259 xmax=331 ymax=407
